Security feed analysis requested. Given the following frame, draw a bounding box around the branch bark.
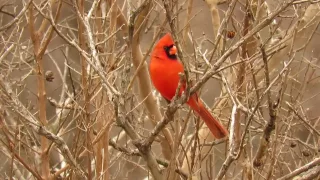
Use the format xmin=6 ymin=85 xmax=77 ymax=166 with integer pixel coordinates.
xmin=0 ymin=77 xmax=86 ymax=178
xmin=128 ymin=0 xmax=174 ymax=159
xmin=28 ymin=1 xmax=62 ymax=178
xmin=278 ymin=157 xmax=320 ymax=180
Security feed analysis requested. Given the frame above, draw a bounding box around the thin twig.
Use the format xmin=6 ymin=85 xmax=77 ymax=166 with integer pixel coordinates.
xmin=286 ymin=102 xmax=320 ymax=137
xmin=0 ymin=77 xmax=87 ymax=177
xmin=253 ymin=46 xmax=278 ymax=167
xmin=278 ymin=157 xmax=320 ymax=180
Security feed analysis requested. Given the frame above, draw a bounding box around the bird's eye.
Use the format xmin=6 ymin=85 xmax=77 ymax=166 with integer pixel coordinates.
xmin=164 ymin=45 xmax=174 ymax=51
xmin=163 ymin=44 xmax=177 ymax=60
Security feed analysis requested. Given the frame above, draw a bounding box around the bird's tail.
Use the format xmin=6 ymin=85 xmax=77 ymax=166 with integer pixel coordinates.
xmin=188 ymin=97 xmax=228 ymax=139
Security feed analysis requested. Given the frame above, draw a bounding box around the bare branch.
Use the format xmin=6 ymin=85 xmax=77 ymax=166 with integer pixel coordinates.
xmin=278 ymin=157 xmax=320 ymax=180
xmin=0 ymin=77 xmax=86 ymax=177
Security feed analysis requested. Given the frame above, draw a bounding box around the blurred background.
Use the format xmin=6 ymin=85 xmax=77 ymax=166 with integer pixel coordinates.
xmin=0 ymin=0 xmax=319 ymax=179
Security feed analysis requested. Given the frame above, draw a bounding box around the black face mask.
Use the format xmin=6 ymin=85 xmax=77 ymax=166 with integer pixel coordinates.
xmin=163 ymin=44 xmax=177 ymax=60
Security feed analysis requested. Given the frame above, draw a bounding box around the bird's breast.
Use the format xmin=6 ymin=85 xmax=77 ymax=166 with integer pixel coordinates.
xmin=150 ymin=58 xmax=184 ymax=100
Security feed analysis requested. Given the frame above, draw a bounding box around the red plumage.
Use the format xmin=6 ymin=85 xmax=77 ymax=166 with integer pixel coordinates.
xmin=149 ymin=33 xmax=228 ymax=139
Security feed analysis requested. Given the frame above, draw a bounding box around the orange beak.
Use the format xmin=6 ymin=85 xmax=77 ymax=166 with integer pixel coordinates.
xmin=169 ymin=45 xmax=177 ymax=56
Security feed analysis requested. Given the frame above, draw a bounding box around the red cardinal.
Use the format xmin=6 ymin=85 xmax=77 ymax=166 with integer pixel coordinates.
xmin=149 ymin=33 xmax=228 ymax=139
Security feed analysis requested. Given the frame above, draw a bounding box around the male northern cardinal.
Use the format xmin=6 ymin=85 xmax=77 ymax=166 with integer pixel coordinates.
xmin=149 ymin=33 xmax=228 ymax=139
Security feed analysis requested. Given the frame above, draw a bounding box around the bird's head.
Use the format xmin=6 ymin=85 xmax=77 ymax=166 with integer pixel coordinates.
xmin=152 ymin=33 xmax=177 ymax=60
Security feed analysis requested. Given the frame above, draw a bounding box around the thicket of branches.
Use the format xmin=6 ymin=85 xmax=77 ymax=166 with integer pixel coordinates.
xmin=0 ymin=0 xmax=319 ymax=179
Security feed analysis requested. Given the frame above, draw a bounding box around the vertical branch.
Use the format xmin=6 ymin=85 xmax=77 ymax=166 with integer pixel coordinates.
xmin=204 ymin=0 xmax=221 ymax=39
xmin=253 ymin=46 xmax=277 ymax=167
xmin=94 ymin=1 xmax=115 ymax=179
xmin=106 ymin=0 xmax=117 ymax=70
xmin=114 ymin=97 xmax=163 ymax=180
xmin=182 ymin=0 xmax=193 ymax=43
xmin=76 ymin=0 xmax=93 ymax=179
xmin=39 ymin=1 xmax=62 ymax=56
xmin=128 ymin=0 xmax=174 ymax=159
xmin=94 ymin=1 xmax=104 ymax=178
xmin=230 ymin=0 xmax=252 ymax=154
xmin=28 ymin=2 xmax=53 ymax=179
xmin=94 ymin=1 xmax=104 ymax=177
xmin=35 ymin=24 xmax=51 ymax=180
xmin=164 ymin=1 xmax=182 ymax=176
xmin=229 ymin=0 xmax=253 ymax=159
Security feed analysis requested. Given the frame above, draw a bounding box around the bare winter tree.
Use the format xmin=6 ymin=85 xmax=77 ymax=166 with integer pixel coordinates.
xmin=0 ymin=0 xmax=319 ymax=179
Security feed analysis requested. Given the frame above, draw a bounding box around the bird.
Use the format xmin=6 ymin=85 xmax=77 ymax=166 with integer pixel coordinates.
xmin=149 ymin=33 xmax=228 ymax=139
